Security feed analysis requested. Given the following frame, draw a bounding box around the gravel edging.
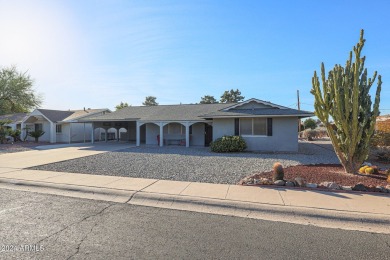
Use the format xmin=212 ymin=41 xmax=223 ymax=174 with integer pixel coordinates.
xmin=30 ymin=142 xmax=340 ymax=184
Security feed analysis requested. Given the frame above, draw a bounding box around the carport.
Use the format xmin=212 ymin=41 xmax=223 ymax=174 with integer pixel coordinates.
xmin=84 ymin=119 xmax=139 ymax=143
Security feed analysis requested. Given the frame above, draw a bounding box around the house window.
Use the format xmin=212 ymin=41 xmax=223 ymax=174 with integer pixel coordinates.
xmin=35 ymin=124 xmax=43 ymax=132
xmin=56 ymin=125 xmax=62 ymax=133
xmin=240 ymin=118 xmax=267 ymax=136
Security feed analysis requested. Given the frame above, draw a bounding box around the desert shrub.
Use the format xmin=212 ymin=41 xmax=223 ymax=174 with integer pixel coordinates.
xmin=8 ymin=129 xmax=21 ymax=142
xmin=370 ymin=131 xmax=390 ymax=147
xmin=28 ymin=130 xmax=45 ymax=143
xmin=0 ymin=120 xmax=11 ymax=144
xmin=302 ymin=129 xmax=316 ymax=141
xmin=371 ymin=146 xmax=390 ymax=162
xmin=210 ymin=135 xmax=247 ymax=153
xmin=272 ymin=162 xmax=284 ymax=181
xmin=316 ymin=127 xmax=328 ymax=138
xmin=301 ymin=128 xmax=328 ymax=141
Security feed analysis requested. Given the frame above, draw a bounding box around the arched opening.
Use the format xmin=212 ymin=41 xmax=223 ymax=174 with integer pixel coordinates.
xmin=93 ymin=127 xmax=105 ymax=142
xmin=106 ymin=127 xmax=117 ymax=141
xmin=118 ymin=127 xmax=128 ymax=141
xmin=143 ymin=122 xmax=159 ymax=145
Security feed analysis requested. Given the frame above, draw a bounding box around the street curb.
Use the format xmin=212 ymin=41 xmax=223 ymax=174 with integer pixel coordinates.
xmin=129 ymin=192 xmax=390 ymax=234
xmin=0 ymin=178 xmax=134 ymax=197
xmin=1 ymin=177 xmax=390 ymax=234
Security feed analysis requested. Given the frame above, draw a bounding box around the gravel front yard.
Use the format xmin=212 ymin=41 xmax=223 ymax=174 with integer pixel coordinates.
xmin=30 ymin=141 xmax=340 ymax=184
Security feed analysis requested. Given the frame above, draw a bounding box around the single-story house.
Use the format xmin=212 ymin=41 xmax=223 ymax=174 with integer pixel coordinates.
xmin=21 ymin=108 xmax=111 ymax=143
xmin=0 ymin=113 xmax=27 ymax=131
xmin=81 ymin=98 xmax=313 ymax=152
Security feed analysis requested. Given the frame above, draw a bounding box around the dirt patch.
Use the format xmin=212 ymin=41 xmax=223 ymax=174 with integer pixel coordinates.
xmin=250 ymin=164 xmax=389 ymax=187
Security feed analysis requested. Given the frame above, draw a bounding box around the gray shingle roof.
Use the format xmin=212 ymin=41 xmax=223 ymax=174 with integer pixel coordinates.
xmin=0 ymin=113 xmax=27 ymax=123
xmin=37 ymin=109 xmax=74 ymax=122
xmin=85 ymin=103 xmax=234 ymax=121
xmin=84 ymin=102 xmax=313 ymax=122
xmin=202 ymin=108 xmax=314 ymax=118
xmin=36 ymin=109 xmax=109 ymax=123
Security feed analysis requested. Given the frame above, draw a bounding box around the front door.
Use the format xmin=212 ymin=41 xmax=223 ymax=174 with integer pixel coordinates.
xmin=204 ymin=124 xmax=213 ymax=146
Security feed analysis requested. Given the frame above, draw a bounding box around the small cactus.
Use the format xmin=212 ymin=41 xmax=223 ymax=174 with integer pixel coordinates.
xmin=359 ymin=166 xmax=369 ymax=174
xmin=365 ymin=167 xmax=375 ymax=175
xmin=273 ymin=162 xmax=284 ymax=181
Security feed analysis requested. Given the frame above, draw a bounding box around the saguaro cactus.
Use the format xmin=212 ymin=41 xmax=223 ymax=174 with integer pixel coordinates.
xmin=311 ymin=30 xmax=382 ymax=174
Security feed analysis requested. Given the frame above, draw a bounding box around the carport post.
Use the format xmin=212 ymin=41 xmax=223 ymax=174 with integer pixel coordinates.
xmin=105 ymin=129 xmax=108 ymax=142
xmin=136 ymin=122 xmax=140 ymax=146
xmin=50 ymin=122 xmax=56 ymax=143
xmin=91 ymin=123 xmax=94 ymax=144
xmin=159 ymin=122 xmax=164 ymax=147
xmin=185 ymin=122 xmax=190 ymax=148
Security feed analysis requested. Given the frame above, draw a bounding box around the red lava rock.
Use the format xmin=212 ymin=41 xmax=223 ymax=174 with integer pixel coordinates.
xmin=251 ymin=164 xmax=388 ymax=187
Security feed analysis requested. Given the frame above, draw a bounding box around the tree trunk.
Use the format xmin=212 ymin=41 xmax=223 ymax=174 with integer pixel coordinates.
xmin=333 ymin=147 xmax=360 ymax=174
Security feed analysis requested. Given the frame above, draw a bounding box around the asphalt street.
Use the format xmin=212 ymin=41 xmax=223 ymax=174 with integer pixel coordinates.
xmin=0 ymin=188 xmax=389 ymax=260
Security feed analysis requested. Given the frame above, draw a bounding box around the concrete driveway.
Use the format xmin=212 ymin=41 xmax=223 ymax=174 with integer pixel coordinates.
xmin=0 ymin=143 xmax=133 ymax=169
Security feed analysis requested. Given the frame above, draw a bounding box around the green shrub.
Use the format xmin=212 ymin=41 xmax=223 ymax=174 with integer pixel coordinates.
xmin=0 ymin=120 xmax=11 ymax=144
xmin=9 ymin=129 xmax=21 ymax=142
xmin=28 ymin=130 xmax=45 ymax=142
xmin=210 ymin=135 xmax=247 ymax=153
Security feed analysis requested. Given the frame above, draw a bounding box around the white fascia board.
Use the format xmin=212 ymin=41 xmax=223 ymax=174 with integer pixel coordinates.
xmin=63 ymin=109 xmax=111 ymax=122
xmin=222 ymin=98 xmax=288 ymax=111
xmin=21 ymin=110 xmax=54 ymax=124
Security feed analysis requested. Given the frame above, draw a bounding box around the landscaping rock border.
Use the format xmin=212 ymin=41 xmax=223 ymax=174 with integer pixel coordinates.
xmin=240 ymin=177 xmax=390 ymax=194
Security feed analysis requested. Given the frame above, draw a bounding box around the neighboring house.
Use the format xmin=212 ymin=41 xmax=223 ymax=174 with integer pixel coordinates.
xmin=21 ymin=108 xmax=110 ymax=143
xmin=81 ymin=98 xmax=313 ymax=152
xmin=0 ymin=113 xmax=27 ymax=131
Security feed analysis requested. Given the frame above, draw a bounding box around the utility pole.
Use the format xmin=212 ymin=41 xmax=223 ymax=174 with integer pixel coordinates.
xmin=297 ymin=90 xmax=302 ymax=135
xmin=297 ymin=90 xmax=300 ymax=111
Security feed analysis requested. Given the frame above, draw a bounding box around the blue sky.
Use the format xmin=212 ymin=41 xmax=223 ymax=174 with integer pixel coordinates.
xmin=0 ymin=0 xmax=389 ymax=113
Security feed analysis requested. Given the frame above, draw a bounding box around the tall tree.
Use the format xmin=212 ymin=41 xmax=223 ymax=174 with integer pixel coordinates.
xmin=143 ymin=96 xmax=158 ymax=106
xmin=303 ymin=118 xmax=316 ymax=130
xmin=115 ymin=101 xmax=129 ymax=110
xmin=0 ymin=66 xmax=42 ymax=114
xmin=220 ymin=89 xmax=244 ymax=103
xmin=200 ymin=95 xmax=218 ymax=104
xmin=311 ymin=30 xmax=381 ymax=174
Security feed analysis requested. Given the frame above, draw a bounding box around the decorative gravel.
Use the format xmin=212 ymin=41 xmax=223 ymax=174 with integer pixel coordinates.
xmin=29 ymin=141 xmax=340 ymax=184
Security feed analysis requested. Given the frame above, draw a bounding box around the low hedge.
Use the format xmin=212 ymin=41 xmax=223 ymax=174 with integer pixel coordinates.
xmin=210 ymin=135 xmax=247 ymax=153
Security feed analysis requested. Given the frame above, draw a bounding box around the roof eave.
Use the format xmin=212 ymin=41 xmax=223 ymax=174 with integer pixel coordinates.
xmin=201 ymin=114 xmax=315 ymax=119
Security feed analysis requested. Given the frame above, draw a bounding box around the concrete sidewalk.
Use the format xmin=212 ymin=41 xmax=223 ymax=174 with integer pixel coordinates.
xmin=0 ymin=167 xmax=389 ymax=234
